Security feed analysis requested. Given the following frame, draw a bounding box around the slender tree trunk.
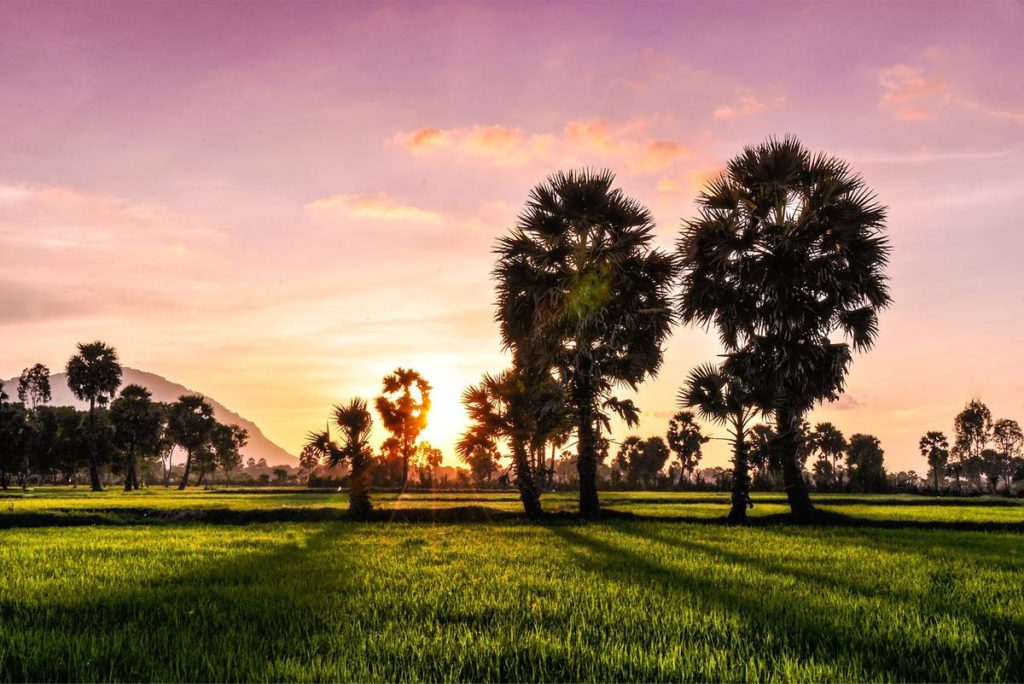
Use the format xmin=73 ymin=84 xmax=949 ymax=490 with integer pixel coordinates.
xmin=348 ymin=459 xmax=373 ymax=519
xmin=549 ymin=442 xmax=557 ymax=489
xmin=512 ymin=440 xmax=543 ymax=518
xmin=196 ymin=470 xmax=206 ymax=487
xmin=728 ymin=434 xmax=751 ymax=524
xmin=124 ymin=442 xmax=135 ymax=492
xmin=775 ymin=407 xmax=814 ymax=521
xmin=574 ymin=359 xmax=600 ymax=518
xmin=400 ymin=437 xmax=410 ymax=492
xmin=88 ymin=397 xmax=103 ymax=492
xmin=178 ymin=449 xmax=193 ymax=490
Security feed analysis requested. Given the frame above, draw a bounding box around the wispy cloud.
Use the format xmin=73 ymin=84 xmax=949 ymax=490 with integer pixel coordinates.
xmin=713 ymin=92 xmax=787 ymax=120
xmin=305 ymin=192 xmax=444 ymax=224
xmin=391 ymin=118 xmax=693 ymax=172
xmin=877 ymin=62 xmax=1024 ymax=124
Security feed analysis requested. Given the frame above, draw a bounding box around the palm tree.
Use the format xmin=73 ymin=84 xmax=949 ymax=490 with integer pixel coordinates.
xmin=457 ymin=368 xmax=555 ymax=518
xmin=918 ymin=431 xmax=950 ymax=492
xmin=680 ymin=362 xmax=764 ymax=523
xmin=495 ymin=169 xmax=678 ymax=518
xmin=16 ymin=363 xmax=51 ymax=489
xmin=166 ymin=394 xmax=217 ymax=490
xmin=66 ymin=341 xmax=123 ymax=491
xmin=678 ymin=137 xmax=891 ymax=521
xmin=375 ymin=368 xmax=431 ymax=491
xmin=305 ymin=399 xmax=374 ymax=517
xmin=110 ymin=384 xmax=162 ymax=491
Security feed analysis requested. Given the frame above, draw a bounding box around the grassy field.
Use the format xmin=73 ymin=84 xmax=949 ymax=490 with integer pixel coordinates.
xmin=1 ymin=489 xmax=1022 ymax=682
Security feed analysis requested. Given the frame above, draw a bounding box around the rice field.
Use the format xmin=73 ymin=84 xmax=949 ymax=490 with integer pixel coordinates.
xmin=1 ymin=489 xmax=1022 ymax=682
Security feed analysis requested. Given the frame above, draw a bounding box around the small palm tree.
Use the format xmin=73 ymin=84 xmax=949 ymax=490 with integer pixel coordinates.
xmin=375 ymin=368 xmax=431 ymax=491
xmin=458 ymin=368 xmax=552 ymax=518
xmin=678 ymin=137 xmax=891 ymax=520
xmin=495 ymin=169 xmax=678 ymax=518
xmin=679 ymin=362 xmax=764 ymax=523
xmin=919 ymin=431 xmax=950 ymax=492
xmin=305 ymin=398 xmax=374 ymax=518
xmin=66 ymin=341 xmax=123 ymax=491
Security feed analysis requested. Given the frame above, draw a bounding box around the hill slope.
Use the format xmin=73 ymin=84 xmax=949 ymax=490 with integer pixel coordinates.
xmin=2 ymin=367 xmax=295 ymax=465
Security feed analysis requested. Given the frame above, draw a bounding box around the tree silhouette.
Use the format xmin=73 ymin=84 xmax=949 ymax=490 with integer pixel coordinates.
xmin=918 ymin=431 xmax=950 ymax=491
xmin=495 ymin=169 xmax=677 ymax=518
xmin=305 ymin=398 xmax=375 ymax=517
xmin=166 ymin=395 xmax=217 ymax=490
xmin=847 ymin=434 xmax=887 ymax=492
xmin=110 ymin=384 xmax=163 ymax=491
xmin=66 ymin=341 xmax=123 ymax=491
xmin=678 ymin=137 xmax=891 ymax=520
xmin=614 ymin=436 xmax=670 ymax=489
xmin=952 ymin=399 xmax=992 ymax=491
xmin=991 ymin=419 xmax=1023 ymax=490
xmin=16 ymin=363 xmax=51 ymax=489
xmin=375 ymin=368 xmax=430 ymax=491
xmin=665 ymin=411 xmax=708 ymax=484
xmin=458 ymin=368 xmax=551 ymax=517
xmin=680 ymin=362 xmax=765 ymax=522
xmin=809 ymin=422 xmax=847 ymax=490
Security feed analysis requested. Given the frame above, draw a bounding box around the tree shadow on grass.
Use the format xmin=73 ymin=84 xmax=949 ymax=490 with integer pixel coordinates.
xmin=549 ymin=524 xmax=1021 ymax=681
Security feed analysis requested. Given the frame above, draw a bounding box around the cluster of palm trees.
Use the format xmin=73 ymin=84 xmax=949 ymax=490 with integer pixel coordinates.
xmin=0 ymin=341 xmax=247 ymax=491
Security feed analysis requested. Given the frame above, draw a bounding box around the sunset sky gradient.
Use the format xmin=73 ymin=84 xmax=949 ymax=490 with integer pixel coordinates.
xmin=2 ymin=1 xmax=1023 ymax=470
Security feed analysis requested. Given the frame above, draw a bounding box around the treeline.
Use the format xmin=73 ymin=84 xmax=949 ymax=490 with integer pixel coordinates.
xmin=0 ymin=343 xmax=247 ymax=491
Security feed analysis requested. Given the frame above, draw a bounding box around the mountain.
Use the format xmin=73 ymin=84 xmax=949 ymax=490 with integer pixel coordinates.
xmin=2 ymin=367 xmax=296 ymax=466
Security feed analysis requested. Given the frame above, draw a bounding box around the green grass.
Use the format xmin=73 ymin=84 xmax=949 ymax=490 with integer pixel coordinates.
xmin=0 ymin=489 xmax=1022 ymax=681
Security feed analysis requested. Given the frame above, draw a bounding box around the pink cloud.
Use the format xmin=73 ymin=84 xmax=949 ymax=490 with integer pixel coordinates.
xmin=877 ymin=62 xmax=1024 ymax=124
xmin=306 ymin=192 xmax=444 ymax=223
xmin=713 ymin=92 xmax=787 ymax=120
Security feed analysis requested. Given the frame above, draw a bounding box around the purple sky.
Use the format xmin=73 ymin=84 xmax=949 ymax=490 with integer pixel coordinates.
xmin=2 ymin=1 xmax=1023 ymax=470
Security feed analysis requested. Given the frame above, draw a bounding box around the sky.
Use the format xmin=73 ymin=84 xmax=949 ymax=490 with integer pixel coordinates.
xmin=2 ymin=1 xmax=1023 ymax=472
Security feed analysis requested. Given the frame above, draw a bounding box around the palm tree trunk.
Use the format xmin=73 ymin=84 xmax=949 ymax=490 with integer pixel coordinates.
xmin=88 ymin=397 xmax=103 ymax=492
xmin=576 ymin=401 xmax=599 ymax=518
xmin=400 ymin=438 xmax=410 ymax=492
xmin=348 ymin=458 xmax=373 ymax=519
xmin=178 ymin=448 xmax=193 ymax=490
xmin=124 ymin=442 xmax=134 ymax=492
xmin=729 ymin=436 xmax=751 ymax=524
xmin=512 ymin=440 xmax=542 ymax=518
xmin=775 ymin=407 xmax=814 ymax=521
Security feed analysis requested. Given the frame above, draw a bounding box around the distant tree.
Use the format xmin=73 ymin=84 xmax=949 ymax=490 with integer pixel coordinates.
xmin=458 ymin=369 xmax=549 ymax=517
xmin=0 ymin=399 xmax=29 ymax=490
xmin=918 ymin=431 xmax=950 ymax=492
xmin=846 ymin=434 xmax=887 ymax=492
xmin=298 ymin=443 xmax=322 ymax=484
xmin=110 ymin=384 xmax=163 ymax=491
xmin=678 ymin=137 xmax=891 ymax=520
xmin=305 ymin=398 xmax=375 ymax=517
xmin=375 ymin=368 xmax=431 ymax=491
xmin=66 ymin=341 xmax=123 ymax=491
xmin=460 ymin=442 xmax=500 ymax=487
xmin=952 ymin=400 xmax=992 ymax=491
xmin=375 ymin=437 xmax=404 ymax=487
xmin=495 ymin=169 xmax=677 ymax=518
xmin=415 ymin=441 xmax=443 ymax=487
xmin=747 ymin=424 xmax=778 ymax=488
xmin=680 ymin=362 xmax=765 ymax=522
xmin=809 ymin=422 xmax=847 ymax=490
xmin=614 ymin=436 xmax=670 ymax=488
xmin=195 ymin=423 xmax=248 ymax=485
xmin=167 ymin=395 xmax=217 ymax=490
xmin=991 ymin=418 xmax=1023 ymax=490
xmin=15 ymin=363 xmax=51 ymax=489
xmin=666 ymin=411 xmax=708 ymax=484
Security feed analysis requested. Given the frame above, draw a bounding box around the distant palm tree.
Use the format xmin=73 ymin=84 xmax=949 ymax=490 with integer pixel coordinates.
xmin=680 ymin=363 xmax=764 ymax=523
xmin=16 ymin=363 xmax=51 ymax=489
xmin=458 ymin=368 xmax=556 ymax=518
xmin=110 ymin=384 xmax=162 ymax=491
xmin=678 ymin=137 xmax=891 ymax=521
xmin=305 ymin=398 xmax=374 ymax=517
xmin=495 ymin=169 xmax=677 ymax=518
xmin=166 ymin=395 xmax=217 ymax=490
xmin=375 ymin=368 xmax=431 ymax=491
xmin=66 ymin=341 xmax=123 ymax=491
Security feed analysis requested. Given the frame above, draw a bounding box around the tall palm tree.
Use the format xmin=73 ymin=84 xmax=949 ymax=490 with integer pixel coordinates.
xmin=110 ymin=384 xmax=162 ymax=491
xmin=375 ymin=368 xmax=431 ymax=491
xmin=495 ymin=169 xmax=678 ymax=518
xmin=66 ymin=341 xmax=123 ymax=491
xmin=918 ymin=431 xmax=950 ymax=492
xmin=680 ymin=362 xmax=764 ymax=523
xmin=458 ymin=368 xmax=557 ymax=518
xmin=678 ymin=137 xmax=891 ymax=521
xmin=305 ymin=398 xmax=374 ymax=518
xmin=166 ymin=394 xmax=217 ymax=490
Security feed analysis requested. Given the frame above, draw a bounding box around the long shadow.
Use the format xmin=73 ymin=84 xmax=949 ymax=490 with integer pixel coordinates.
xmin=549 ymin=524 xmax=1022 ymax=681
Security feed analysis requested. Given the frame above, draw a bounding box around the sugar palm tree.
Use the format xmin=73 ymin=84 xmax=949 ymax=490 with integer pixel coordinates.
xmin=375 ymin=368 xmax=431 ymax=491
xmin=305 ymin=398 xmax=374 ymax=518
xmin=66 ymin=341 xmax=123 ymax=491
xmin=678 ymin=137 xmax=891 ymax=521
xmin=495 ymin=169 xmax=677 ymax=518
xmin=679 ymin=362 xmax=764 ymax=523
xmin=457 ymin=368 xmax=554 ymax=518
xmin=918 ymin=431 xmax=950 ymax=491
